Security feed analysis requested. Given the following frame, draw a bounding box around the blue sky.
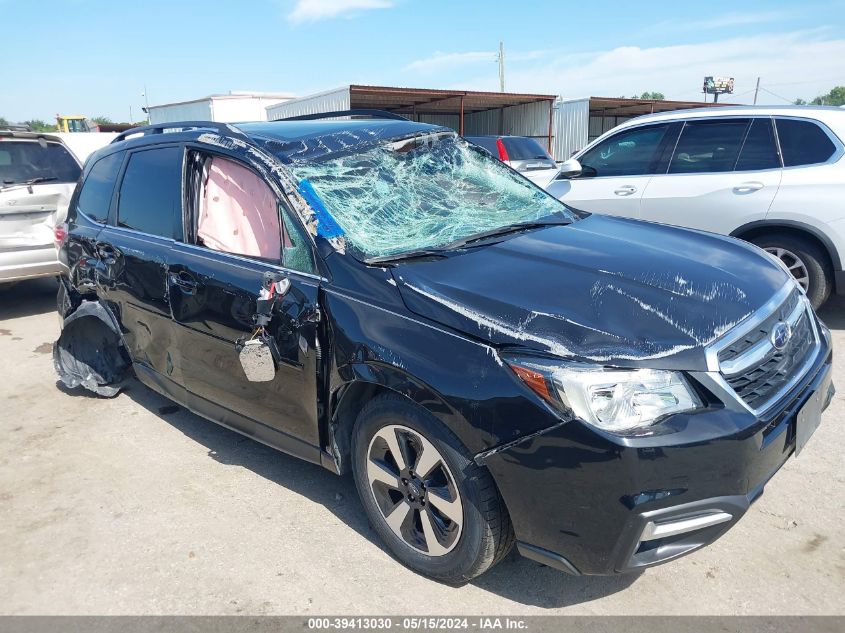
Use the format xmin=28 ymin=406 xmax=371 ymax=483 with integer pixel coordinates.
xmin=4 ymin=0 xmax=845 ymax=122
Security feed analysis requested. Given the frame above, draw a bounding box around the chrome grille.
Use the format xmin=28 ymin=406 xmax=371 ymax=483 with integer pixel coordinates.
xmin=716 ymin=288 xmax=818 ymax=413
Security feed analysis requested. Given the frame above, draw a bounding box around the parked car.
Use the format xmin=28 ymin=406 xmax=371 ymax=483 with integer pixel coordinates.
xmin=546 ymin=106 xmax=845 ymax=308
xmin=0 ymin=127 xmax=83 ymax=283
xmin=54 ymin=114 xmax=833 ymax=584
xmin=465 ymin=135 xmax=559 ymax=187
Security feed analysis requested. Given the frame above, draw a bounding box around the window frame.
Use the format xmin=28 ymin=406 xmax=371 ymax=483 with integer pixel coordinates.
xmin=183 ymin=146 xmax=320 ymax=277
xmin=574 ymin=122 xmax=678 ymax=179
xmin=71 ymin=148 xmax=125 ymax=226
xmin=108 ymin=143 xmax=186 ymax=242
xmin=773 ymin=116 xmax=844 ymax=170
xmin=664 ymin=117 xmax=754 ymax=175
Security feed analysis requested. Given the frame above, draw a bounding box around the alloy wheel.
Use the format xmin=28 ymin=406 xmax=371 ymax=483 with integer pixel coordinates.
xmin=365 ymin=424 xmax=463 ymax=557
xmin=765 ymin=246 xmax=810 ymax=292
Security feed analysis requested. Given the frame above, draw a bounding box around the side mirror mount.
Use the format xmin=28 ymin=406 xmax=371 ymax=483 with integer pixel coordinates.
xmin=557 ymin=158 xmax=582 ymax=179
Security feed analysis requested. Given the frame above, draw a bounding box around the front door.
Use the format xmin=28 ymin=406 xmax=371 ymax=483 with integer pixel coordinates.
xmin=546 ymin=122 xmax=678 ymax=218
xmin=168 ymin=150 xmax=322 ymax=453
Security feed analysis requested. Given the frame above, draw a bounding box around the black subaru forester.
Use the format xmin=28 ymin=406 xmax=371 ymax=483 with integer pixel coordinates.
xmin=54 ymin=113 xmax=834 ymax=584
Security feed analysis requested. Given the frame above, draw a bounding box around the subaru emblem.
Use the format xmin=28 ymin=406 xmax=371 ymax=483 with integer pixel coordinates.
xmin=770 ymin=321 xmax=792 ymax=351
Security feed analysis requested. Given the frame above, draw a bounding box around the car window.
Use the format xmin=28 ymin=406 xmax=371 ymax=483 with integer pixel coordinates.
xmin=196 ymin=155 xmax=282 ymax=260
xmin=735 ymin=118 xmax=781 ymax=171
xmin=668 ymin=119 xmax=749 ymax=174
xmin=775 ymin=118 xmax=837 ymax=167
xmin=281 ymin=208 xmax=316 ymax=274
xmin=502 ymin=137 xmax=552 ymax=160
xmin=0 ymin=140 xmax=81 ymax=185
xmin=76 ymin=152 xmax=123 ymax=223
xmin=117 ymin=147 xmax=184 ymax=240
xmin=466 ymin=137 xmax=498 ymax=156
xmin=578 ymin=125 xmax=671 ymax=177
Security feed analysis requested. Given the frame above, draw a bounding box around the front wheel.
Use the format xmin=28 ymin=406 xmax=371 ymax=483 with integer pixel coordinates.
xmin=750 ymin=233 xmax=832 ymax=309
xmin=351 ymin=394 xmax=513 ymax=584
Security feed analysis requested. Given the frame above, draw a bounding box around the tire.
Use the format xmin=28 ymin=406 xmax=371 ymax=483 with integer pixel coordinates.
xmin=749 ymin=233 xmax=832 ymax=309
xmin=351 ymin=393 xmax=514 ymax=584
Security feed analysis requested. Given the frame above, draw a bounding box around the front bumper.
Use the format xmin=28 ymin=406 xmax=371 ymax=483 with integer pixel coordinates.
xmin=482 ymin=338 xmax=834 ymax=576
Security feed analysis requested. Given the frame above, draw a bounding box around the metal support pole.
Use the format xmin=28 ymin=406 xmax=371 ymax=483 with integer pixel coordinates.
xmin=547 ymin=99 xmax=554 ymax=154
xmin=459 ymin=96 xmax=465 ymax=136
xmin=753 ymin=77 xmax=760 ymax=105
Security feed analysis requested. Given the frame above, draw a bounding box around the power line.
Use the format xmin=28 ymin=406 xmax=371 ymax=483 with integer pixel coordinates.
xmin=758 ymin=87 xmax=797 ymax=103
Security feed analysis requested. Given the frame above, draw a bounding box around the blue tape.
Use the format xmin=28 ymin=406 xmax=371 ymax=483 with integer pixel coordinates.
xmin=297 ymin=179 xmax=345 ymax=239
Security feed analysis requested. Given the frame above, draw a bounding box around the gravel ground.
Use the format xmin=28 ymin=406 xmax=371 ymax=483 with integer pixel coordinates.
xmin=0 ymin=277 xmax=842 ymax=615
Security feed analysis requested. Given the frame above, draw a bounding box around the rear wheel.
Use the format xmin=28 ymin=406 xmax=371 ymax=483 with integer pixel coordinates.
xmin=749 ymin=233 xmax=832 ymax=309
xmin=351 ymin=394 xmax=513 ymax=584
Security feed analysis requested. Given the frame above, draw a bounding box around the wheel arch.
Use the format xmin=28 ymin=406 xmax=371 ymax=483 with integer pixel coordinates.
xmin=731 ymin=220 xmax=839 ymax=275
xmin=54 ymin=296 xmax=131 ymax=397
xmin=326 ymin=363 xmax=469 ymax=476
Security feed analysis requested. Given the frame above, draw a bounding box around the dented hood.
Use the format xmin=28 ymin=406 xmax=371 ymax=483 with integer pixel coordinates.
xmin=394 ymin=215 xmax=790 ymax=371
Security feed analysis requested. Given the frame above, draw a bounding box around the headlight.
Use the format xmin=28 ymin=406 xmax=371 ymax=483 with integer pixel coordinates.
xmin=505 ymin=357 xmax=703 ymax=433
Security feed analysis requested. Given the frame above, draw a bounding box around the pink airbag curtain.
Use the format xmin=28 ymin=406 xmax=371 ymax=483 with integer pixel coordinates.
xmin=197 ymin=157 xmax=282 ymax=259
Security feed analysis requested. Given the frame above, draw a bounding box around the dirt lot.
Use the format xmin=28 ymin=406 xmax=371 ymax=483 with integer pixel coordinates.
xmin=0 ymin=277 xmax=843 ymax=615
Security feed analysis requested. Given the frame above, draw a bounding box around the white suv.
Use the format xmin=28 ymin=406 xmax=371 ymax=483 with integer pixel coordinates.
xmin=0 ymin=129 xmax=83 ymax=284
xmin=546 ymin=106 xmax=845 ymax=308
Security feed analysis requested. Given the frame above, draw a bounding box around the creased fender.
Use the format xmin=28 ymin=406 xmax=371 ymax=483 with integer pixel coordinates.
xmin=327 ymin=360 xmax=466 ymax=474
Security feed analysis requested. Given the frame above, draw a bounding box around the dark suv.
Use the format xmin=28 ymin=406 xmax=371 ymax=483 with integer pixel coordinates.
xmin=55 ymin=113 xmax=834 ymax=584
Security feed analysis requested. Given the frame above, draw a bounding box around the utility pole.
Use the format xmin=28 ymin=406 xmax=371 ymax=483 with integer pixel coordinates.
xmin=129 ymin=105 xmax=133 ymax=124
xmin=142 ymin=85 xmax=150 ymax=123
xmin=753 ymin=77 xmax=760 ymax=105
xmin=498 ymin=41 xmax=505 ymax=92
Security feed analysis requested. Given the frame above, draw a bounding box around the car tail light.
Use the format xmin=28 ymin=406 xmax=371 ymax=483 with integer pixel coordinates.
xmin=496 ymin=138 xmax=510 ymax=161
xmin=54 ymin=223 xmax=68 ymax=248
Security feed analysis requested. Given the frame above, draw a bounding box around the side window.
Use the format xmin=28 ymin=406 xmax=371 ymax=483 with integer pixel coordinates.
xmin=117 ymin=147 xmax=184 ymax=239
xmin=578 ymin=124 xmax=671 ymax=177
xmin=281 ymin=208 xmax=316 ymax=275
xmin=76 ymin=152 xmax=123 ymax=223
xmin=196 ymin=155 xmax=282 ymax=261
xmin=776 ymin=119 xmax=837 ymax=167
xmin=735 ymin=118 xmax=781 ymax=171
xmin=668 ymin=119 xmax=749 ymax=174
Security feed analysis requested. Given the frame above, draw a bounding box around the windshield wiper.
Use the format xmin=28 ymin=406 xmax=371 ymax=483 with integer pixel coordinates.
xmin=440 ymin=217 xmax=571 ymax=250
xmin=365 ymin=248 xmax=451 ymax=265
xmin=0 ymin=176 xmax=58 ymax=192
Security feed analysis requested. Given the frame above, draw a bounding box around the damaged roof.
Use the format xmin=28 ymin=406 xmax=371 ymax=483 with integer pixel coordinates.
xmin=240 ymin=119 xmax=448 ymax=163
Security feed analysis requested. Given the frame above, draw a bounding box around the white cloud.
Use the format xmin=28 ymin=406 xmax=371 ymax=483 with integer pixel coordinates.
xmin=404 ymin=30 xmax=845 ymax=105
xmin=287 ymin=0 xmax=394 ymax=23
xmin=652 ymin=10 xmax=792 ymax=32
xmin=404 ymin=51 xmax=494 ymax=73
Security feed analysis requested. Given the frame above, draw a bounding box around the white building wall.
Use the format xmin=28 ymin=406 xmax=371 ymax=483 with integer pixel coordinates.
xmin=149 ymin=100 xmax=213 ymax=124
xmin=210 ymin=96 xmax=292 ymax=122
xmin=464 ymin=101 xmax=552 ymax=147
xmin=553 ymin=97 xmax=590 ymax=161
xmin=266 ymin=87 xmax=351 ymax=120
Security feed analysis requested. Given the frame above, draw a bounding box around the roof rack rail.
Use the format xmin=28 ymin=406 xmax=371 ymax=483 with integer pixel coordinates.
xmin=112 ymin=121 xmax=249 ymax=144
xmin=276 ymin=109 xmax=410 ymax=122
xmin=0 ymin=124 xmax=33 ymax=132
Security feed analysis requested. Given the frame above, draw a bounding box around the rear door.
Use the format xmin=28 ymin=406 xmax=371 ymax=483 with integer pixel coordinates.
xmin=168 ymin=148 xmax=322 ymax=453
xmin=640 ymin=117 xmax=782 ymax=234
xmin=546 ymin=122 xmax=677 ymax=217
xmin=94 ymin=145 xmax=185 ymax=379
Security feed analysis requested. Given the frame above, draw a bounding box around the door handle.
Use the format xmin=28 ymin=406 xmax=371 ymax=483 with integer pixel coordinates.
xmin=169 ymin=272 xmax=198 ymax=294
xmin=734 ymin=181 xmax=764 ymax=193
xmin=614 ymin=185 xmax=637 ymax=196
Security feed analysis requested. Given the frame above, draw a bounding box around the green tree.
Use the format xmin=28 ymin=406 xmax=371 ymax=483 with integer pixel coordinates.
xmin=24 ymin=119 xmax=58 ymax=132
xmin=0 ymin=116 xmax=8 ymax=126
xmin=794 ymin=98 xmax=808 ymax=105
xmin=810 ymin=86 xmax=845 ymax=106
xmin=91 ymin=116 xmax=114 ymax=125
xmin=639 ymin=91 xmax=665 ymax=100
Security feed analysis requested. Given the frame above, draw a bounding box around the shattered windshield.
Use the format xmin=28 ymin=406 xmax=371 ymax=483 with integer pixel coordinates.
xmin=287 ymin=133 xmax=576 ymax=260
